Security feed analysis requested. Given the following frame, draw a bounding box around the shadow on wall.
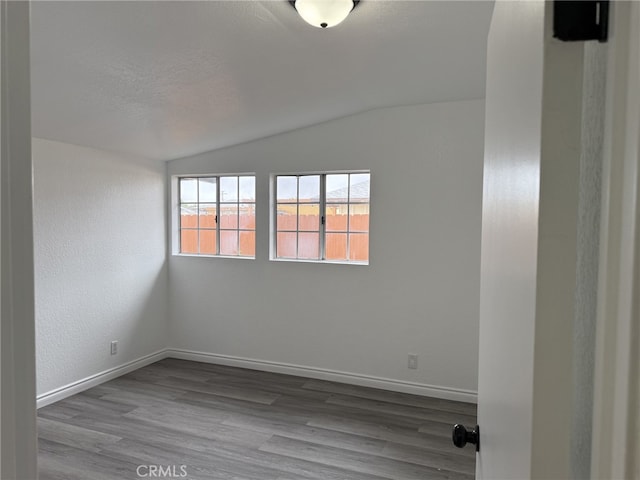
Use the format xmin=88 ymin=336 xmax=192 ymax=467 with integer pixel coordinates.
xmin=121 ymin=258 xmax=169 ymax=361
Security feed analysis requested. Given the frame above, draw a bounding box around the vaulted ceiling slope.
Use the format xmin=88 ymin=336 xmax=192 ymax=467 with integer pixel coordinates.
xmin=30 ymin=1 xmax=494 ymax=161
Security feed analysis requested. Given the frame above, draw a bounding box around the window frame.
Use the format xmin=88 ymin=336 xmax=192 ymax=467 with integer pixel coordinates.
xmin=175 ymin=174 xmax=256 ymax=258
xmin=271 ymin=171 xmax=370 ymax=264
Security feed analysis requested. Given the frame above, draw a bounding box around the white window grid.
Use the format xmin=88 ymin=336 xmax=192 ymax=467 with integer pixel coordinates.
xmin=178 ymin=175 xmax=256 ymax=257
xmin=273 ymin=172 xmax=370 ymax=262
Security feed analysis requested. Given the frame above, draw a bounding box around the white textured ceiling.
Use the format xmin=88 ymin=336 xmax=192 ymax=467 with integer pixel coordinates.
xmin=30 ymin=1 xmax=494 ymax=161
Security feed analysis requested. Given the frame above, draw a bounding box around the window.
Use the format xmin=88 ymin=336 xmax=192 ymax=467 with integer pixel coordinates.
xmin=178 ymin=175 xmax=255 ymax=257
xmin=274 ymin=172 xmax=370 ymax=263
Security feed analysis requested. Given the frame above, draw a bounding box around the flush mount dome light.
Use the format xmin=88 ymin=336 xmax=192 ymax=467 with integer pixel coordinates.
xmin=289 ymin=0 xmax=359 ymax=28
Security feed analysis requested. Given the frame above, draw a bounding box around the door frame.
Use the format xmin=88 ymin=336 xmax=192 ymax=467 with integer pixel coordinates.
xmin=0 ymin=1 xmax=37 ymax=479
xmin=591 ymin=1 xmax=640 ymax=478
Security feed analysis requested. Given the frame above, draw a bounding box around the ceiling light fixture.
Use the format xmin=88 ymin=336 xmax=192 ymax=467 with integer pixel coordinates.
xmin=289 ymin=0 xmax=359 ymax=29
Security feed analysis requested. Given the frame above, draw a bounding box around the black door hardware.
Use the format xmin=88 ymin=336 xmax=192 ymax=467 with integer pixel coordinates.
xmin=553 ymin=0 xmax=609 ymax=43
xmin=452 ymin=424 xmax=480 ymax=452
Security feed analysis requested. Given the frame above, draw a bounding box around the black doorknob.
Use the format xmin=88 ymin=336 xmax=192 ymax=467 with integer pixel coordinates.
xmin=452 ymin=424 xmax=480 ymax=452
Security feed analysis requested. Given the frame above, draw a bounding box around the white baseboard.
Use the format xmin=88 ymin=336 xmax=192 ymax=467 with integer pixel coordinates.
xmin=36 ymin=349 xmax=170 ymax=408
xmin=167 ymin=348 xmax=478 ymax=404
xmin=37 ymin=348 xmax=477 ymax=407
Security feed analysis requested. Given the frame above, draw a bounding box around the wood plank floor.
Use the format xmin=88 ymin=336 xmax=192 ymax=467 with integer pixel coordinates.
xmin=38 ymin=359 xmax=477 ymax=480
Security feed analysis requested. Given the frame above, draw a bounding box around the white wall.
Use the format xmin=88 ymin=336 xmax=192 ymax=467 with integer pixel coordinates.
xmin=168 ymin=100 xmax=484 ymax=400
xmin=32 ymin=138 xmax=168 ymax=398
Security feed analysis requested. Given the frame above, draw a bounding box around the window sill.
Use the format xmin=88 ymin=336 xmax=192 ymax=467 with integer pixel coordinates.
xmin=172 ymin=253 xmax=255 ymax=260
xmin=269 ymin=258 xmax=369 ymax=266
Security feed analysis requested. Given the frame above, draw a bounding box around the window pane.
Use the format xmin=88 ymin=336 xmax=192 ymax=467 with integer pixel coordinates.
xmin=199 ymin=178 xmax=217 ymax=202
xmin=277 ymin=176 xmax=297 ymax=202
xmin=198 ymin=204 xmax=217 ymax=229
xmin=276 ymin=204 xmax=297 ymax=231
xmin=326 ymin=233 xmax=347 ymax=261
xmin=325 ymin=204 xmax=348 ymax=231
xmin=239 ymin=203 xmax=255 ymax=229
xmin=298 ymin=232 xmax=320 ymax=259
xmin=199 ymin=230 xmax=217 ymax=255
xmin=299 ymin=204 xmax=320 ymax=231
xmin=179 ymin=174 xmax=258 ymax=259
xmin=180 ymin=204 xmax=198 ymax=228
xmin=239 ymin=176 xmax=255 ymax=202
xmin=349 ymin=233 xmax=369 ymax=261
xmin=350 ymin=173 xmax=370 ymax=202
xmin=180 ymin=178 xmax=197 ymax=203
xmin=220 ymin=230 xmax=238 ymax=256
xmin=299 ymin=175 xmax=320 ymax=203
xmin=239 ymin=231 xmax=255 ymax=257
xmin=326 ymin=174 xmax=348 ymax=202
xmin=277 ymin=232 xmax=297 ymax=258
xmin=349 ymin=203 xmax=369 ymax=232
xmin=220 ymin=176 xmax=238 ymax=202
xmin=219 ymin=204 xmax=238 ymax=229
xmin=180 ymin=229 xmax=198 ymax=254
xmin=271 ymin=171 xmax=370 ymax=263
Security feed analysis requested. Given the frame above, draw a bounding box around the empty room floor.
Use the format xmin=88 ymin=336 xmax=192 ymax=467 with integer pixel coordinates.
xmin=37 ymin=359 xmax=477 ymax=480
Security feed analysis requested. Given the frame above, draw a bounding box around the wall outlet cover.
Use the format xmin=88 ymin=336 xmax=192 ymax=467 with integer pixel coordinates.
xmin=408 ymin=353 xmax=418 ymax=369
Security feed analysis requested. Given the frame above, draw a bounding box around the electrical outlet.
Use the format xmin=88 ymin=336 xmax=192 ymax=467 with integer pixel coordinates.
xmin=110 ymin=341 xmax=118 ymax=355
xmin=408 ymin=353 xmax=418 ymax=369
